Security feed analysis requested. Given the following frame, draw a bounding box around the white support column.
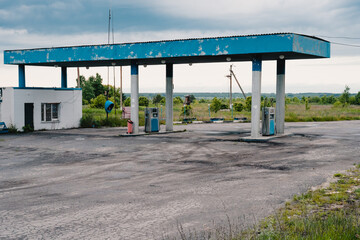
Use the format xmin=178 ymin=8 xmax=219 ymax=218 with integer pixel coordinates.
xmin=165 ymin=63 xmax=174 ymax=132
xmin=251 ymin=58 xmax=262 ymax=138
xmin=276 ymin=59 xmax=286 ymax=134
xmin=131 ymin=63 xmax=139 ymax=134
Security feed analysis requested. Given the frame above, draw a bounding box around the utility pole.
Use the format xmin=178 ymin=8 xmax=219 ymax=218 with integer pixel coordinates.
xmin=120 ymin=66 xmax=123 ymax=112
xmin=77 ymin=67 xmax=80 ymax=88
xmin=106 ymin=9 xmax=111 ymax=120
xmin=229 ymin=64 xmax=233 ymax=108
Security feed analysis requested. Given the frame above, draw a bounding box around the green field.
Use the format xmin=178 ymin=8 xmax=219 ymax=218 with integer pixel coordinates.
xmin=81 ymin=102 xmax=360 ymax=128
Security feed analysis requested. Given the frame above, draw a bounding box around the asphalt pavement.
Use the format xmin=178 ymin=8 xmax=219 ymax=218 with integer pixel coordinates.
xmin=0 ymin=121 xmax=359 ymax=239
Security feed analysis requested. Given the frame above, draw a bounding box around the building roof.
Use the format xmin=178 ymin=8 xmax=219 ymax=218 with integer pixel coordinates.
xmin=4 ymin=33 xmax=330 ymax=67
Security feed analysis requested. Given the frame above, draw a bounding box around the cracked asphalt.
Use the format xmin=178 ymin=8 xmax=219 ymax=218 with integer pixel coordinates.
xmin=0 ymin=121 xmax=359 ymax=239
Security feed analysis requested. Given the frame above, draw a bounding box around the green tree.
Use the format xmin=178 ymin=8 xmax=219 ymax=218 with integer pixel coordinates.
xmin=305 ymin=97 xmax=310 ymax=110
xmin=139 ymin=96 xmax=149 ymax=107
xmin=153 ymin=94 xmax=165 ymax=105
xmin=189 ymin=94 xmax=196 ymax=103
xmin=292 ymin=97 xmax=300 ymax=104
xmin=245 ymin=96 xmax=252 ymax=111
xmin=90 ymin=94 xmax=106 ymax=108
xmin=124 ymin=98 xmax=130 ymax=107
xmin=355 ymin=91 xmax=360 ymax=105
xmin=82 ymin=82 xmax=95 ymax=104
xmin=89 ymin=73 xmax=105 ymax=97
xmin=173 ymin=96 xmax=183 ymax=104
xmin=327 ymin=95 xmax=337 ymax=104
xmin=210 ymin=97 xmax=222 ymax=113
xmin=340 ymin=85 xmax=350 ymax=106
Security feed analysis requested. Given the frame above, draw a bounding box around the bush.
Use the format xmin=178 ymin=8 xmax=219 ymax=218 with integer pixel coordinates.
xmin=233 ymin=102 xmax=244 ymax=112
xmin=220 ymin=103 xmax=229 ymax=109
xmin=22 ymin=124 xmax=34 ymax=133
xmin=80 ymin=113 xmax=100 ymax=128
xmin=199 ymin=99 xmax=207 ymax=103
xmin=124 ymin=98 xmax=130 ymax=107
xmin=8 ymin=124 xmax=18 ymax=134
xmin=180 ymin=105 xmax=192 ymax=117
xmin=210 ymin=97 xmax=222 ymax=113
xmin=173 ymin=96 xmax=183 ymax=105
xmin=139 ymin=96 xmax=149 ymax=107
xmin=245 ymin=96 xmax=252 ymax=111
xmin=90 ymin=94 xmax=106 ymax=108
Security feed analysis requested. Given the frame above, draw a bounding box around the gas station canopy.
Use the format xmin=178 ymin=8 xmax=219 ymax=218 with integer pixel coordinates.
xmin=4 ymin=33 xmax=330 ymax=67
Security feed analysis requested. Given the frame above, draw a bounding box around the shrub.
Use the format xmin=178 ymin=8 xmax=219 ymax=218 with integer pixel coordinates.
xmin=90 ymin=94 xmax=106 ymax=108
xmin=199 ymin=99 xmax=207 ymax=103
xmin=139 ymin=96 xmax=149 ymax=107
xmin=124 ymin=98 xmax=130 ymax=107
xmin=173 ymin=96 xmax=183 ymax=104
xmin=233 ymin=102 xmax=244 ymax=112
xmin=180 ymin=105 xmax=192 ymax=117
xmin=245 ymin=96 xmax=252 ymax=111
xmin=22 ymin=124 xmax=34 ymax=133
xmin=8 ymin=124 xmax=18 ymax=134
xmin=210 ymin=97 xmax=222 ymax=113
xmin=80 ymin=113 xmax=100 ymax=128
xmin=220 ymin=103 xmax=229 ymax=109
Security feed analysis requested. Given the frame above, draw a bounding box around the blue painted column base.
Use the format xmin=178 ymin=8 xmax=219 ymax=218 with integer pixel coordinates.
xmin=18 ymin=65 xmax=25 ymax=88
xmin=61 ymin=67 xmax=67 ymax=88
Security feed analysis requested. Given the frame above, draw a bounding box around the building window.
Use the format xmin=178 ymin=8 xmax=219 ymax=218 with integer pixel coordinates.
xmin=41 ymin=103 xmax=59 ymax=122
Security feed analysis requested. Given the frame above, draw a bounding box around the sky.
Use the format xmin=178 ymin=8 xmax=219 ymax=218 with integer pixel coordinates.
xmin=0 ymin=0 xmax=360 ymax=93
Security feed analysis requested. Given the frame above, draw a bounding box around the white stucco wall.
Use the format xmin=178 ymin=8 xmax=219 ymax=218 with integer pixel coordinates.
xmin=0 ymin=87 xmax=82 ymax=131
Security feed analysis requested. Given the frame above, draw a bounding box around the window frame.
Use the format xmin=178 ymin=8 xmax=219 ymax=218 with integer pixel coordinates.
xmin=41 ymin=103 xmax=60 ymax=122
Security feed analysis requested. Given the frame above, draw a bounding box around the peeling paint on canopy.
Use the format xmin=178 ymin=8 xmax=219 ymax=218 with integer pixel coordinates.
xmin=4 ymin=33 xmax=330 ymax=67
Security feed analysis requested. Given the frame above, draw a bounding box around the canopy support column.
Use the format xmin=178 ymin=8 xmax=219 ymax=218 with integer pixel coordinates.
xmin=251 ymin=58 xmax=262 ymax=138
xmin=61 ymin=67 xmax=67 ymax=88
xmin=18 ymin=65 xmax=25 ymax=88
xmin=131 ymin=63 xmax=139 ymax=134
xmin=276 ymin=59 xmax=286 ymax=134
xmin=165 ymin=64 xmax=173 ymax=132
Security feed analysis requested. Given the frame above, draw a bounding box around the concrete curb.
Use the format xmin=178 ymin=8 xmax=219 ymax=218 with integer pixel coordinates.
xmin=118 ymin=129 xmax=186 ymax=137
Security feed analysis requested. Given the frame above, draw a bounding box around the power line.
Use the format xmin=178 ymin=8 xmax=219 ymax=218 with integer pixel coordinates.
xmin=316 ymin=35 xmax=360 ymax=40
xmin=330 ymin=41 xmax=360 ymax=48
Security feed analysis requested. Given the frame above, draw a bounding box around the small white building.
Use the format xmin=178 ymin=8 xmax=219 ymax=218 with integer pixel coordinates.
xmin=0 ymin=87 xmax=82 ymax=131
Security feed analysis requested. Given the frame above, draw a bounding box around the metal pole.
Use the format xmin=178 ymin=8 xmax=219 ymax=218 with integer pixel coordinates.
xmin=77 ymin=67 xmax=80 ymax=88
xmin=229 ymin=65 xmax=232 ymax=109
xmin=230 ymin=69 xmax=247 ymax=99
xmin=276 ymin=59 xmax=286 ymax=134
xmin=165 ymin=63 xmax=174 ymax=131
xmin=208 ymin=104 xmax=211 ymax=119
xmin=120 ymin=66 xmax=123 ymax=112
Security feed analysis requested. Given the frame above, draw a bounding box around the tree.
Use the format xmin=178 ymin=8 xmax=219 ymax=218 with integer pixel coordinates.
xmin=210 ymin=97 xmax=222 ymax=113
xmin=90 ymin=94 xmax=106 ymax=108
xmin=89 ymin=73 xmax=105 ymax=97
xmin=189 ymin=94 xmax=196 ymax=103
xmin=173 ymin=96 xmax=183 ymax=105
xmin=245 ymin=96 xmax=252 ymax=111
xmin=139 ymin=96 xmax=149 ymax=107
xmin=153 ymin=94 xmax=165 ymax=105
xmin=355 ymin=91 xmax=360 ymax=105
xmin=124 ymin=98 xmax=131 ymax=107
xmin=82 ymin=82 xmax=95 ymax=103
xmin=339 ymin=85 xmax=350 ymax=106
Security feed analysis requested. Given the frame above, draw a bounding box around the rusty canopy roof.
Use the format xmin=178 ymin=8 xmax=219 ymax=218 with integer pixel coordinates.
xmin=4 ymin=33 xmax=330 ymax=67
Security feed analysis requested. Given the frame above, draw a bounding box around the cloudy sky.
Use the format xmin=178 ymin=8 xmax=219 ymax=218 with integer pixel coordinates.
xmin=1 ymin=0 xmax=360 ymax=93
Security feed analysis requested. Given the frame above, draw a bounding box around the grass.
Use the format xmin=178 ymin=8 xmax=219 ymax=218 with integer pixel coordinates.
xmin=82 ymin=102 xmax=360 ymax=128
xmin=236 ymin=165 xmax=360 ymax=239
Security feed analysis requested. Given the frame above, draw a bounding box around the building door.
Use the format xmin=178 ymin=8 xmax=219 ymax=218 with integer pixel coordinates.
xmin=24 ymin=103 xmax=34 ymax=129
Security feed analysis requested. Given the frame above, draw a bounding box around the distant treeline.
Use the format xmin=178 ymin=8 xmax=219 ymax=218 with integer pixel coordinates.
xmin=124 ymin=92 xmax=345 ymax=99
